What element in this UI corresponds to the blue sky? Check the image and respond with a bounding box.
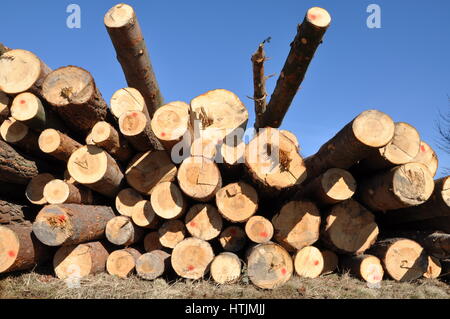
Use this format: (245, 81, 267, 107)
(1, 0, 449, 176)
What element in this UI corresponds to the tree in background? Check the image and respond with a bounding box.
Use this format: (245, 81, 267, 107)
(437, 97, 450, 172)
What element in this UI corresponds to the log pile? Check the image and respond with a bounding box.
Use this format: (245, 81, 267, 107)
(0, 3, 449, 292)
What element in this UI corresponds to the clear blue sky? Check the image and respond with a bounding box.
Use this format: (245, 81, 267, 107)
(1, 0, 449, 176)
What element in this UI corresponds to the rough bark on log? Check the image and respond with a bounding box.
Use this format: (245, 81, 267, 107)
(0, 200, 34, 225)
(272, 200, 321, 251)
(0, 224, 52, 273)
(185, 204, 223, 241)
(0, 43, 10, 55)
(32, 204, 115, 246)
(216, 181, 258, 223)
(0, 140, 41, 184)
(190, 89, 248, 143)
(357, 162, 435, 212)
(381, 176, 450, 225)
(104, 4, 163, 117)
(339, 254, 384, 284)
(67, 145, 124, 197)
(125, 150, 177, 195)
(355, 122, 421, 172)
(177, 156, 222, 202)
(247, 242, 293, 289)
(210, 252, 241, 284)
(321, 199, 378, 254)
(304, 110, 395, 181)
(366, 238, 428, 282)
(136, 250, 171, 280)
(158, 219, 186, 249)
(244, 127, 307, 192)
(424, 256, 441, 279)
(245, 215, 274, 244)
(38, 129, 82, 162)
(25, 173, 54, 205)
(88, 121, 134, 163)
(252, 42, 268, 129)
(257, 7, 331, 128)
(0, 49, 51, 97)
(43, 179, 93, 205)
(219, 226, 247, 252)
(295, 168, 356, 206)
(42, 66, 108, 134)
(105, 216, 145, 246)
(150, 182, 186, 220)
(53, 241, 110, 279)
(171, 237, 214, 280)
(106, 247, 141, 278)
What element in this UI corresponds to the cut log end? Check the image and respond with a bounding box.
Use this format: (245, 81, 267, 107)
(424, 256, 441, 279)
(131, 200, 159, 228)
(245, 215, 274, 244)
(0, 117, 30, 143)
(10, 92, 43, 123)
(247, 243, 293, 289)
(177, 156, 222, 202)
(119, 110, 148, 137)
(151, 101, 190, 145)
(294, 246, 324, 278)
(106, 216, 143, 246)
(104, 3, 135, 28)
(25, 173, 54, 205)
(136, 250, 170, 280)
(171, 237, 214, 280)
(412, 141, 438, 177)
(306, 7, 332, 28)
(151, 182, 186, 220)
(0, 226, 20, 273)
(352, 110, 395, 148)
(321, 168, 356, 202)
(38, 129, 61, 153)
(158, 220, 186, 249)
(185, 204, 223, 241)
(210, 252, 241, 284)
(115, 188, 144, 217)
(216, 181, 258, 223)
(106, 248, 141, 278)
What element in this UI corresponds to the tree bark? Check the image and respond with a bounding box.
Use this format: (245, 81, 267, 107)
(42, 66, 108, 134)
(0, 49, 51, 97)
(104, 4, 163, 117)
(304, 110, 395, 182)
(53, 241, 110, 279)
(252, 42, 268, 129)
(367, 238, 428, 282)
(32, 204, 115, 246)
(0, 140, 41, 184)
(0, 43, 10, 55)
(171, 237, 214, 280)
(0, 200, 34, 225)
(125, 150, 177, 195)
(0, 223, 52, 273)
(247, 242, 293, 289)
(105, 216, 146, 246)
(257, 7, 331, 128)
(357, 163, 435, 212)
(106, 247, 141, 278)
(67, 145, 124, 197)
(185, 203, 223, 241)
(321, 199, 379, 254)
(272, 200, 321, 251)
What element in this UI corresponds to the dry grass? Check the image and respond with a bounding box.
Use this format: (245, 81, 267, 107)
(0, 267, 449, 299)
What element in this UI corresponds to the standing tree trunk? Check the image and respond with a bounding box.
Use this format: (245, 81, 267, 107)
(67, 145, 124, 197)
(0, 140, 41, 184)
(247, 242, 293, 289)
(367, 238, 428, 282)
(105, 216, 145, 246)
(38, 129, 82, 162)
(304, 110, 395, 182)
(295, 168, 356, 206)
(171, 237, 214, 280)
(0, 224, 52, 273)
(53, 241, 110, 279)
(256, 7, 331, 128)
(0, 49, 51, 97)
(185, 204, 223, 241)
(88, 121, 134, 163)
(104, 3, 163, 117)
(321, 199, 379, 254)
(106, 247, 141, 278)
(42, 66, 108, 134)
(357, 163, 435, 212)
(32, 204, 115, 246)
